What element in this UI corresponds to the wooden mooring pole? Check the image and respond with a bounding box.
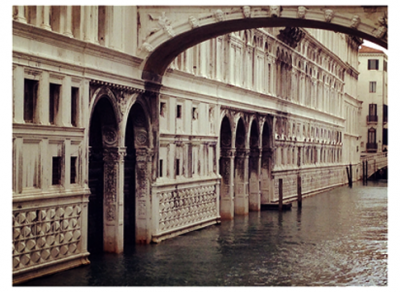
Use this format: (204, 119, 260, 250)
(279, 179, 283, 212)
(297, 175, 302, 209)
(349, 164, 353, 188)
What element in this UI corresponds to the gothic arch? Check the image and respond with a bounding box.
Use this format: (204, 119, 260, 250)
(89, 86, 122, 128)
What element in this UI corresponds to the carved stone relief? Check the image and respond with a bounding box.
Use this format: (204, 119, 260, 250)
(242, 6, 251, 18)
(270, 6, 281, 18)
(297, 6, 307, 19)
(188, 16, 199, 29)
(324, 9, 334, 23)
(350, 15, 361, 30)
(102, 126, 117, 146)
(214, 9, 224, 22)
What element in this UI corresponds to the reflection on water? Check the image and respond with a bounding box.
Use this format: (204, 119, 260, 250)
(21, 181, 387, 286)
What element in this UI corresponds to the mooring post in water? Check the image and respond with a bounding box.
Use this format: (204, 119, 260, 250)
(362, 161, 365, 185)
(366, 160, 368, 184)
(279, 178, 283, 212)
(349, 164, 353, 188)
(297, 175, 302, 208)
(346, 166, 350, 186)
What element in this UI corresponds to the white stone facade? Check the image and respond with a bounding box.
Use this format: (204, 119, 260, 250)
(358, 46, 388, 154)
(12, 6, 364, 283)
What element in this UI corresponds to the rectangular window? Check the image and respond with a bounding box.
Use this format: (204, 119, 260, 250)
(369, 104, 377, 116)
(177, 104, 182, 118)
(159, 160, 163, 177)
(368, 59, 379, 70)
(383, 104, 388, 122)
(369, 81, 376, 93)
(52, 157, 62, 185)
(24, 79, 38, 123)
(71, 87, 79, 127)
(70, 157, 77, 184)
(176, 159, 180, 176)
(49, 83, 61, 125)
(368, 129, 376, 143)
(383, 60, 387, 72)
(383, 128, 388, 146)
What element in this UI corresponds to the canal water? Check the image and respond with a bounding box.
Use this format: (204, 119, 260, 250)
(21, 181, 387, 286)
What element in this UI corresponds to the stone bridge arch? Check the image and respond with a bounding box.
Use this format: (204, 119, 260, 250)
(138, 5, 387, 83)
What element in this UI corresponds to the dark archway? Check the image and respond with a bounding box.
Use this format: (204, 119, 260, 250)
(219, 116, 233, 219)
(261, 119, 272, 204)
(123, 108, 136, 247)
(234, 118, 248, 215)
(249, 119, 260, 211)
(88, 97, 118, 254)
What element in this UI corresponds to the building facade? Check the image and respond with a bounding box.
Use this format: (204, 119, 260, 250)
(13, 6, 362, 283)
(358, 45, 388, 154)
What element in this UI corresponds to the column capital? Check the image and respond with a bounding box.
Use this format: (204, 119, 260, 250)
(221, 147, 236, 158)
(236, 148, 250, 157)
(103, 147, 127, 162)
(136, 147, 154, 162)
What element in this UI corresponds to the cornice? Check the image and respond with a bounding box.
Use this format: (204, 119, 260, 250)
(13, 20, 143, 68)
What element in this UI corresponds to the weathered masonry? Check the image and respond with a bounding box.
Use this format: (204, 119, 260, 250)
(12, 5, 387, 284)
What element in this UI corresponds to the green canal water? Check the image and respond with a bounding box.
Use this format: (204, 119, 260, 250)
(20, 181, 387, 286)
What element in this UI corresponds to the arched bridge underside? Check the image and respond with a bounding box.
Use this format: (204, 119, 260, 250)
(138, 5, 387, 83)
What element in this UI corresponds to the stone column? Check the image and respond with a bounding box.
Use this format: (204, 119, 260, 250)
(62, 6, 73, 37)
(234, 149, 249, 215)
(135, 148, 153, 244)
(102, 147, 126, 253)
(38, 6, 51, 30)
(13, 6, 27, 23)
(249, 148, 261, 211)
(220, 148, 235, 219)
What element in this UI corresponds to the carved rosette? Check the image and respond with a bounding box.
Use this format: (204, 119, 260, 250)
(102, 127, 117, 146)
(135, 129, 148, 146)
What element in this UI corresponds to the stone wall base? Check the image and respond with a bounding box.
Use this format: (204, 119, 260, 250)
(151, 218, 220, 243)
(13, 253, 90, 285)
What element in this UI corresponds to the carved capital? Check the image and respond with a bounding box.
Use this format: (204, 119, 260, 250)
(221, 148, 235, 158)
(103, 147, 126, 162)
